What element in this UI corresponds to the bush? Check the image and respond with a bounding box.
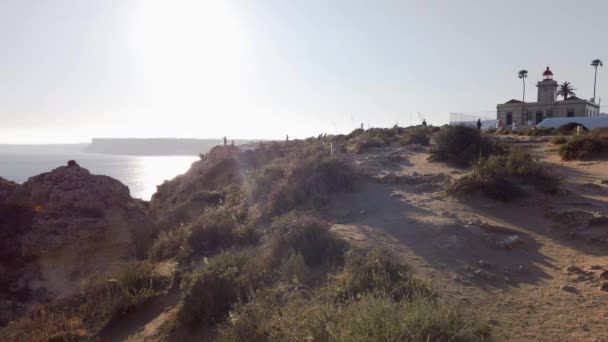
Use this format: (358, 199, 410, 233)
(186, 206, 258, 257)
(429, 126, 505, 167)
(327, 295, 489, 342)
(149, 225, 190, 261)
(278, 252, 308, 284)
(265, 213, 345, 269)
(522, 127, 555, 136)
(247, 155, 355, 218)
(448, 148, 560, 200)
(344, 128, 397, 153)
(558, 128, 608, 160)
(556, 122, 588, 135)
(400, 127, 431, 146)
(329, 248, 431, 302)
(176, 249, 267, 329)
(217, 250, 488, 342)
(0, 261, 172, 341)
(551, 135, 568, 145)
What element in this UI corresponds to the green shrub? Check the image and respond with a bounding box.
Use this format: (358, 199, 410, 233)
(330, 248, 432, 302)
(328, 295, 489, 342)
(265, 213, 345, 269)
(448, 148, 560, 200)
(551, 135, 568, 145)
(149, 225, 190, 261)
(0, 261, 172, 341)
(522, 127, 555, 136)
(556, 122, 587, 135)
(262, 157, 355, 217)
(176, 249, 267, 329)
(558, 129, 608, 160)
(400, 127, 431, 146)
(429, 126, 505, 167)
(186, 206, 258, 257)
(344, 128, 397, 153)
(279, 252, 308, 284)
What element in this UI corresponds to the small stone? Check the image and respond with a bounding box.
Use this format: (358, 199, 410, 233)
(561, 285, 579, 293)
(478, 260, 491, 268)
(599, 179, 608, 185)
(517, 266, 525, 273)
(600, 270, 608, 280)
(600, 282, 608, 292)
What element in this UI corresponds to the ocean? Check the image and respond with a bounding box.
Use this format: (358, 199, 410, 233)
(0, 146, 198, 200)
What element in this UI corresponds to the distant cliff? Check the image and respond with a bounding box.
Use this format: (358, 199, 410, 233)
(84, 138, 252, 156)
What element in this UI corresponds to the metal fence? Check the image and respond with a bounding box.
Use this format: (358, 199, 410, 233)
(449, 112, 496, 123)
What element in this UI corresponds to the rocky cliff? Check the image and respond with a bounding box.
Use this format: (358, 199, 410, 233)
(0, 161, 154, 325)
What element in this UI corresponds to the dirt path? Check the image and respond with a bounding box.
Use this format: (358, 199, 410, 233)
(327, 144, 608, 341)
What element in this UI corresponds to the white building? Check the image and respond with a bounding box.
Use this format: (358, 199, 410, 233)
(497, 67, 600, 127)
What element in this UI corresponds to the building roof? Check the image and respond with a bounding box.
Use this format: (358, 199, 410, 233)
(536, 117, 608, 129)
(564, 96, 582, 101)
(504, 99, 523, 104)
(542, 67, 553, 76)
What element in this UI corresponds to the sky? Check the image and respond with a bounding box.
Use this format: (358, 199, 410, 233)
(1, 0, 607, 143)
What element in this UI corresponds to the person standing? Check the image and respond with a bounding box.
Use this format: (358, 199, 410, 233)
(422, 119, 427, 127)
(497, 119, 503, 131)
(512, 120, 518, 132)
(476, 118, 482, 130)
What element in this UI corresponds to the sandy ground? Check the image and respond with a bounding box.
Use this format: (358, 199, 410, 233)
(107, 137, 608, 341)
(326, 139, 608, 342)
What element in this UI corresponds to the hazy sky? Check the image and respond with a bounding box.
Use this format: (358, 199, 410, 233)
(1, 0, 607, 143)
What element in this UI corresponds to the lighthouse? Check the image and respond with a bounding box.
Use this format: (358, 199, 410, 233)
(536, 67, 558, 104)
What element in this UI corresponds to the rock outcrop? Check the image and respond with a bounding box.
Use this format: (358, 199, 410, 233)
(0, 162, 154, 325)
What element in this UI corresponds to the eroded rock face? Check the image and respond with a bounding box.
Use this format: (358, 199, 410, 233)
(0, 163, 154, 325)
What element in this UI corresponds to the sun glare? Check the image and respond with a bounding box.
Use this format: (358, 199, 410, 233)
(131, 0, 254, 130)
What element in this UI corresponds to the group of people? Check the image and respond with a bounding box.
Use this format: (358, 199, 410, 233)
(495, 119, 517, 132)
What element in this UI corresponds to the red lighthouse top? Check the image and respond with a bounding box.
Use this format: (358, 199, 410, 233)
(542, 67, 554, 80)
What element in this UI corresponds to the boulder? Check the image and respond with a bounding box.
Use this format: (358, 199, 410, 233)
(0, 162, 153, 325)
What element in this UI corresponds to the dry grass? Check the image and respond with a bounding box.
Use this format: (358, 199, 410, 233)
(429, 126, 505, 167)
(0, 261, 173, 341)
(448, 147, 560, 201)
(558, 128, 608, 160)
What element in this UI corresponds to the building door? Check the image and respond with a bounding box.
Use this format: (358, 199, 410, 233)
(535, 111, 543, 124)
(506, 112, 513, 125)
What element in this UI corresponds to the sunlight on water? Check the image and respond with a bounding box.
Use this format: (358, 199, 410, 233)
(0, 150, 198, 200)
(132, 156, 197, 200)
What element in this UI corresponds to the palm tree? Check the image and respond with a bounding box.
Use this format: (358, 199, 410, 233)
(591, 59, 603, 102)
(557, 81, 577, 100)
(518, 70, 528, 124)
(518, 70, 528, 102)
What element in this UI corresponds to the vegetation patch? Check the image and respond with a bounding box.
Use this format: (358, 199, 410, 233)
(265, 213, 346, 270)
(558, 128, 608, 160)
(448, 148, 560, 201)
(216, 248, 489, 342)
(551, 135, 568, 145)
(0, 261, 173, 341)
(176, 249, 268, 329)
(400, 126, 432, 146)
(429, 126, 505, 167)
(245, 152, 355, 218)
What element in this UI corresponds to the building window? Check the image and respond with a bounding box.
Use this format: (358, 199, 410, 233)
(546, 110, 553, 118)
(567, 110, 574, 117)
(506, 112, 513, 125)
(526, 111, 533, 124)
(535, 111, 543, 124)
